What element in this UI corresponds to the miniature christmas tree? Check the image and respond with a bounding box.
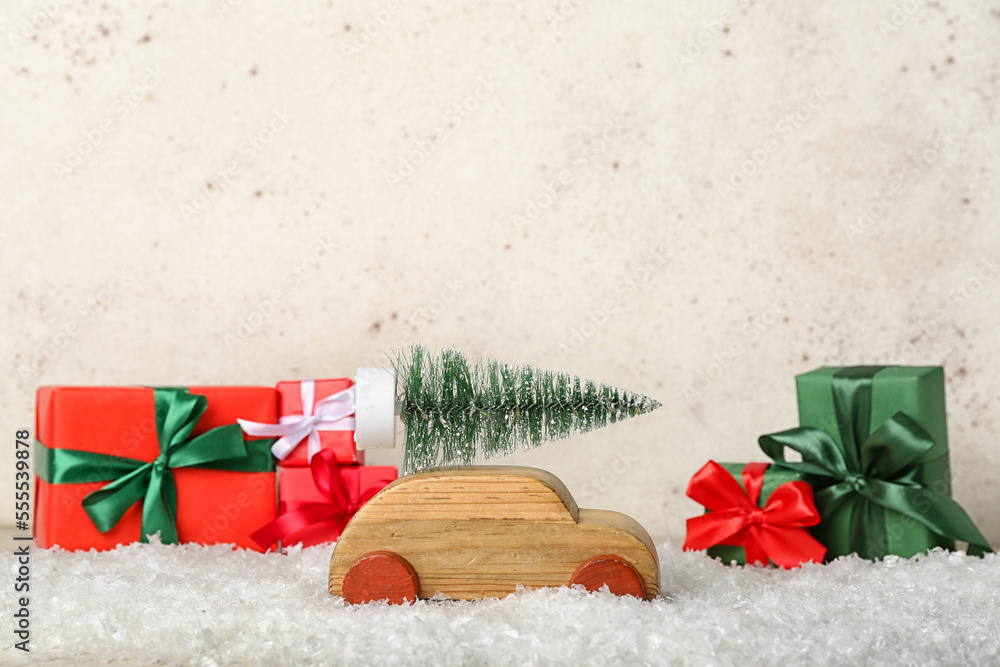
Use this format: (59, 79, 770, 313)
(389, 345, 661, 473)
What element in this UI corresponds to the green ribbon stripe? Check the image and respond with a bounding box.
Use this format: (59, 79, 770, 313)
(759, 366, 991, 558)
(36, 387, 274, 544)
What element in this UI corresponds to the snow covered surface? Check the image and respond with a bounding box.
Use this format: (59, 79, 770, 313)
(3, 541, 999, 665)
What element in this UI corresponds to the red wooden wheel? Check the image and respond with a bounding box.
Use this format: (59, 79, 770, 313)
(570, 554, 644, 598)
(342, 551, 419, 604)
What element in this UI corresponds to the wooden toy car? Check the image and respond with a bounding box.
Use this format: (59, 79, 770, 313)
(328, 466, 660, 603)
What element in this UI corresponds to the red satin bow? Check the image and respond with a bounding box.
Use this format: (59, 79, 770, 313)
(683, 461, 826, 568)
(251, 449, 385, 549)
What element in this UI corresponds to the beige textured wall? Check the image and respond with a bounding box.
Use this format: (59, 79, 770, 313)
(3, 0, 998, 547)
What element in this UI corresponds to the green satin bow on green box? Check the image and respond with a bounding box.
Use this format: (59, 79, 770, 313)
(35, 387, 274, 545)
(759, 366, 991, 560)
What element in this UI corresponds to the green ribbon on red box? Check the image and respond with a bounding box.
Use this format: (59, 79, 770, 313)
(35, 387, 274, 545)
(759, 367, 991, 559)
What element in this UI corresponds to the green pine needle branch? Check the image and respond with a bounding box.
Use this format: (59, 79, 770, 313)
(391, 345, 661, 474)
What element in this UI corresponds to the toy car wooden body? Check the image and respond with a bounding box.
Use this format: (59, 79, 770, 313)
(328, 466, 660, 603)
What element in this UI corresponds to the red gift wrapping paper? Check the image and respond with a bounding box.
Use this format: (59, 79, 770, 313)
(275, 464, 397, 547)
(276, 378, 363, 467)
(34, 386, 278, 552)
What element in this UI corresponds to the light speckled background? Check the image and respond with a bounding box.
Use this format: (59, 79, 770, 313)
(2, 0, 998, 547)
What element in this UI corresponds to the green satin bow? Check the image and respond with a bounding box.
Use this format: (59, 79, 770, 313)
(35, 387, 274, 544)
(759, 367, 991, 559)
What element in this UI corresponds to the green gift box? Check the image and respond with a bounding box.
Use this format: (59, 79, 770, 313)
(760, 366, 991, 560)
(706, 462, 811, 565)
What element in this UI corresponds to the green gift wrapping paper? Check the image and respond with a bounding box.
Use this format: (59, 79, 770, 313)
(706, 462, 808, 565)
(760, 366, 991, 560)
(801, 367, 948, 559)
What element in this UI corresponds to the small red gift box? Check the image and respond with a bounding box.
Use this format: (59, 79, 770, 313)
(683, 461, 825, 568)
(35, 386, 278, 552)
(252, 455, 396, 549)
(275, 379, 361, 467)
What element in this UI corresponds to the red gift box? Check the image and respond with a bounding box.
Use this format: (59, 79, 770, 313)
(275, 379, 362, 467)
(35, 386, 278, 552)
(683, 461, 825, 568)
(257, 458, 396, 548)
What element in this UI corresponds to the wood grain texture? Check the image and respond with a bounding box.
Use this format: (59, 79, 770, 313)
(353, 465, 580, 522)
(329, 466, 659, 601)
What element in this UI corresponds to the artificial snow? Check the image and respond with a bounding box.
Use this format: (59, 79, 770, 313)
(2, 541, 999, 665)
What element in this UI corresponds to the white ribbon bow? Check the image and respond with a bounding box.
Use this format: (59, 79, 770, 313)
(238, 380, 356, 462)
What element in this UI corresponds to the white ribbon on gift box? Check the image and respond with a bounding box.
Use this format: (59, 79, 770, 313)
(237, 380, 356, 462)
